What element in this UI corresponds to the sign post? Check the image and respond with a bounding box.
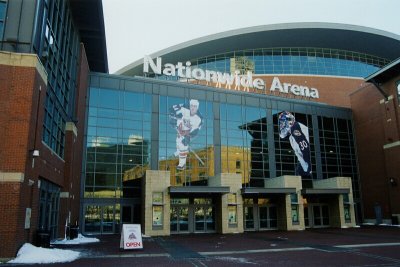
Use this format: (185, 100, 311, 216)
(120, 224, 143, 250)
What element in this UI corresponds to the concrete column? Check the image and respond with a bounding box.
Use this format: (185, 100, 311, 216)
(266, 175, 305, 231)
(210, 173, 243, 234)
(313, 177, 356, 228)
(142, 170, 171, 236)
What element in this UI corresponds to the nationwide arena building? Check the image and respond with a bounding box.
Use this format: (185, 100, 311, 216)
(83, 23, 400, 236)
(1, 0, 400, 258)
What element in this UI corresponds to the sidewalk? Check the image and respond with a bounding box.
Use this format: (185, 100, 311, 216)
(9, 225, 395, 266)
(54, 226, 400, 258)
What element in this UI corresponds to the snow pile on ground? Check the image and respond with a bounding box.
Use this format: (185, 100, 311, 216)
(51, 234, 100, 245)
(8, 243, 80, 264)
(215, 256, 257, 265)
(362, 223, 400, 227)
(379, 223, 400, 228)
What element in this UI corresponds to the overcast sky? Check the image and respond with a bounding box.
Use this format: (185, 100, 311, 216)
(103, 0, 400, 74)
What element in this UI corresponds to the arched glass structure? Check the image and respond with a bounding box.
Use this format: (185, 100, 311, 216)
(189, 48, 390, 78)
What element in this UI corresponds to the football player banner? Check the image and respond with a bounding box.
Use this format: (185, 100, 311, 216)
(120, 224, 143, 250)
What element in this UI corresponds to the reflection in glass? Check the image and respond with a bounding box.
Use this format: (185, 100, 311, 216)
(244, 206, 254, 229)
(221, 104, 268, 187)
(189, 48, 387, 78)
(84, 205, 101, 233)
(259, 207, 268, 228)
(195, 207, 205, 231)
(102, 205, 114, 233)
(85, 89, 151, 202)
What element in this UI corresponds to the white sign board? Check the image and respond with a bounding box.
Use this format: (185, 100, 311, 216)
(120, 224, 143, 250)
(24, 208, 31, 229)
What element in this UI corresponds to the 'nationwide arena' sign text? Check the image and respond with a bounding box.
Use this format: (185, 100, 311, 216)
(143, 56, 319, 99)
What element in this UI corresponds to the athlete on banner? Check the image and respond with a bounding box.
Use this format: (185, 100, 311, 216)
(169, 99, 203, 170)
(278, 111, 312, 176)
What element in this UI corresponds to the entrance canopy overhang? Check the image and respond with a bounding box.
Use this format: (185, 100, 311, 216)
(241, 187, 297, 195)
(301, 188, 350, 195)
(169, 186, 230, 194)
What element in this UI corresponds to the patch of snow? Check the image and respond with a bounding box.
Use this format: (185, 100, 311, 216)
(215, 256, 257, 265)
(8, 243, 80, 264)
(361, 223, 400, 227)
(51, 234, 99, 245)
(384, 224, 400, 228)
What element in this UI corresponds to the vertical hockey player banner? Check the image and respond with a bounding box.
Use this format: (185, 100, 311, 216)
(278, 111, 311, 176)
(169, 99, 203, 170)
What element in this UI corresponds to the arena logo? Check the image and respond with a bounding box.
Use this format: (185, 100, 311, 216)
(144, 55, 264, 90)
(143, 56, 319, 99)
(270, 77, 319, 99)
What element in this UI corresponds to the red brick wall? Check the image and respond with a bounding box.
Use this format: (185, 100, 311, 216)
(72, 45, 89, 224)
(59, 44, 90, 235)
(0, 65, 35, 172)
(0, 58, 70, 257)
(0, 48, 90, 257)
(197, 75, 365, 108)
(260, 75, 365, 108)
(0, 64, 38, 257)
(350, 76, 400, 221)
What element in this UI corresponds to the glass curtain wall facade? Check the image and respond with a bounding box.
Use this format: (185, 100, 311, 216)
(149, 48, 390, 81)
(83, 74, 362, 232)
(193, 48, 389, 77)
(38, 0, 81, 158)
(0, 0, 6, 39)
(84, 83, 151, 233)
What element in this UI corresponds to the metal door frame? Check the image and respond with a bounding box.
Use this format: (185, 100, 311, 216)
(305, 203, 330, 228)
(83, 204, 117, 234)
(170, 205, 190, 234)
(244, 201, 278, 231)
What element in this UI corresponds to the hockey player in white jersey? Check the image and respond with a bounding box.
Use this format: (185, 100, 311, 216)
(278, 111, 311, 176)
(169, 99, 203, 170)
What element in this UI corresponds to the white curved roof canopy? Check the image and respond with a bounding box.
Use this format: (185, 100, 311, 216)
(116, 22, 400, 76)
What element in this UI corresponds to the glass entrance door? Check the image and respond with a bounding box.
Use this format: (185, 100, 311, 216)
(244, 198, 277, 231)
(170, 197, 215, 233)
(304, 204, 330, 228)
(84, 205, 117, 234)
(121, 205, 133, 224)
(244, 206, 255, 230)
(194, 206, 215, 232)
(101, 205, 115, 233)
(312, 205, 329, 227)
(170, 206, 189, 233)
(259, 206, 277, 229)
